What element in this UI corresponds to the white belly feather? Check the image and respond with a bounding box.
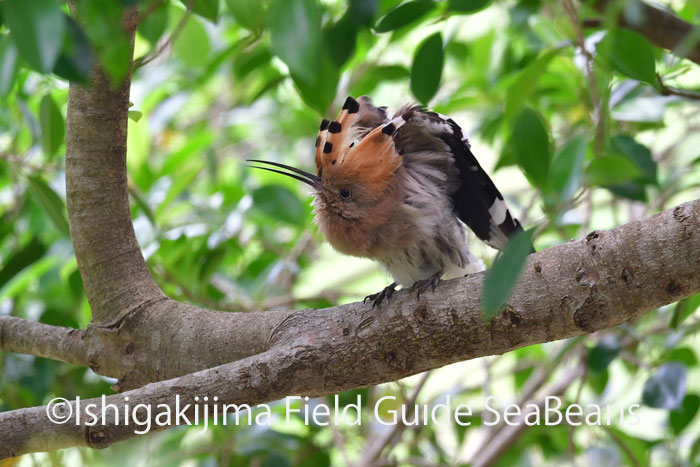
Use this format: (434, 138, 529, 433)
(378, 222, 485, 287)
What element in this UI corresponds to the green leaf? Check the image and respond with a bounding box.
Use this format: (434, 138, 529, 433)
(0, 238, 47, 291)
(233, 46, 273, 80)
(587, 369, 609, 395)
(53, 15, 93, 84)
(482, 228, 535, 319)
(587, 335, 621, 372)
(610, 134, 657, 184)
(670, 394, 700, 435)
(505, 48, 561, 122)
(326, 15, 358, 67)
(666, 347, 698, 368)
(585, 155, 643, 186)
(199, 247, 226, 282)
(160, 130, 214, 175)
(172, 14, 211, 68)
(154, 161, 205, 219)
(68, 268, 85, 301)
(2, 0, 65, 72)
(292, 52, 339, 115)
(225, 0, 268, 33)
(447, 0, 492, 14)
(348, 0, 379, 27)
(128, 110, 143, 122)
(26, 176, 71, 237)
(508, 107, 551, 189)
(549, 134, 587, 204)
(670, 293, 700, 329)
(39, 94, 65, 160)
(597, 28, 657, 85)
(252, 185, 306, 226)
(374, 1, 435, 33)
(410, 32, 443, 104)
(445, 40, 469, 60)
(514, 366, 534, 390)
(77, 0, 131, 82)
(179, 0, 219, 22)
(17, 98, 41, 142)
(642, 362, 687, 410)
(0, 34, 19, 97)
(350, 64, 409, 96)
(129, 182, 157, 227)
(138, 1, 170, 43)
(269, 0, 322, 86)
(606, 181, 648, 202)
(126, 110, 150, 174)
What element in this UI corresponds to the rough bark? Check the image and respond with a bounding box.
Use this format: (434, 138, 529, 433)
(1, 198, 699, 458)
(65, 9, 164, 327)
(0, 317, 89, 367)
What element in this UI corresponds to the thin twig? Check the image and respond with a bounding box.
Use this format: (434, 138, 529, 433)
(475, 337, 583, 453)
(602, 426, 641, 467)
(582, 18, 602, 28)
(134, 10, 191, 68)
(563, 0, 607, 154)
(656, 74, 700, 101)
(328, 417, 352, 467)
(0, 152, 53, 172)
(359, 371, 431, 466)
(471, 364, 587, 467)
(569, 355, 588, 462)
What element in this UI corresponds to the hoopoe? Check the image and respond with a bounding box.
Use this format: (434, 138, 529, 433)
(248, 96, 525, 306)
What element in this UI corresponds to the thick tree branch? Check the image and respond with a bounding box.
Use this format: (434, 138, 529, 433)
(54, 4, 294, 391)
(0, 317, 89, 367)
(57, 6, 292, 390)
(65, 8, 164, 326)
(14, 0, 695, 396)
(2, 198, 699, 458)
(592, 0, 700, 65)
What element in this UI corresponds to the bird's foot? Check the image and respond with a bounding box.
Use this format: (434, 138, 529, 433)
(364, 282, 398, 308)
(411, 272, 442, 299)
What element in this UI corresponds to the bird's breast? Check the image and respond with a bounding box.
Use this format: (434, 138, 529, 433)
(315, 207, 417, 260)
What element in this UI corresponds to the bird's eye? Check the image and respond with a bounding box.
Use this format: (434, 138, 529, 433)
(339, 188, 351, 199)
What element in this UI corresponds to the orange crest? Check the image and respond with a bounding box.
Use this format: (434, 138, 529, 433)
(314, 96, 401, 193)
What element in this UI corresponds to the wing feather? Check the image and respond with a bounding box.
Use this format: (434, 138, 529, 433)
(392, 110, 524, 250)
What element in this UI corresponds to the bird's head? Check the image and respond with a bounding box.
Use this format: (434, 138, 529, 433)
(248, 96, 401, 227)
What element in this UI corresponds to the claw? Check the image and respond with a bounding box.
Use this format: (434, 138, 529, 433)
(364, 282, 398, 308)
(412, 272, 442, 299)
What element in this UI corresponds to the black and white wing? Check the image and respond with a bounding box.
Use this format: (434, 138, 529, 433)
(388, 108, 524, 251)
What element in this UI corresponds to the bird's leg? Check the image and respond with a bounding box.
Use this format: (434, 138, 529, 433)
(364, 282, 398, 308)
(412, 271, 442, 299)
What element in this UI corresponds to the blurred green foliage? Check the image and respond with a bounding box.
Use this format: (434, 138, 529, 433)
(1, 0, 700, 465)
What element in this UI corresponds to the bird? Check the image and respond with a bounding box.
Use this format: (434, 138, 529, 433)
(248, 96, 526, 306)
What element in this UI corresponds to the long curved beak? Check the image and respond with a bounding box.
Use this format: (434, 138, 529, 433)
(246, 160, 322, 190)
